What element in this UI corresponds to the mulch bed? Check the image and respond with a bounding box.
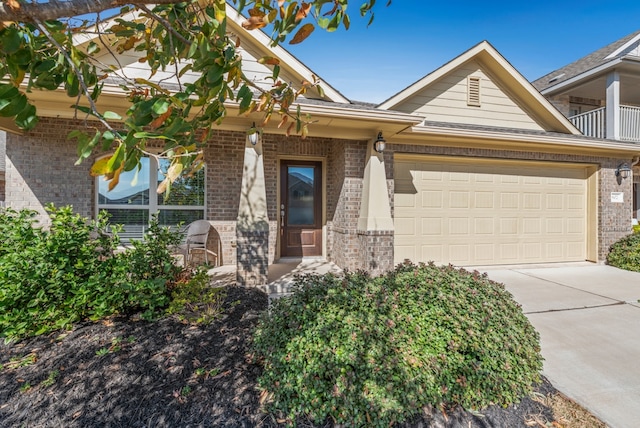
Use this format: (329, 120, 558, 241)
(1, 286, 559, 427)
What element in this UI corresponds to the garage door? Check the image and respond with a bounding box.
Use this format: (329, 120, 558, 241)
(394, 156, 590, 266)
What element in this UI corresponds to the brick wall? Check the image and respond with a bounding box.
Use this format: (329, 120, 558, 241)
(387, 142, 634, 262)
(5, 117, 93, 224)
(0, 173, 5, 202)
(5, 115, 632, 271)
(325, 140, 368, 270)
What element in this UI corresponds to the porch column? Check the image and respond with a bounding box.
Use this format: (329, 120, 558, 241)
(606, 71, 621, 140)
(236, 134, 269, 287)
(357, 137, 394, 275)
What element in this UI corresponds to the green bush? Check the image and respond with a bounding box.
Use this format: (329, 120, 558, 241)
(0, 205, 183, 341)
(166, 268, 226, 324)
(607, 233, 640, 272)
(252, 263, 543, 426)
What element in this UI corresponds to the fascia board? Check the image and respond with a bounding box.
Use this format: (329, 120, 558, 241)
(22, 84, 422, 139)
(398, 125, 640, 156)
(539, 58, 622, 96)
(476, 48, 581, 135)
(378, 42, 487, 110)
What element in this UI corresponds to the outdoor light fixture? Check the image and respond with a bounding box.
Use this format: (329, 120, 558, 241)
(248, 122, 259, 145)
(616, 163, 632, 180)
(373, 132, 386, 153)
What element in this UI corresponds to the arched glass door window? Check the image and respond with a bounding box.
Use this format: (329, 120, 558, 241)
(96, 157, 205, 241)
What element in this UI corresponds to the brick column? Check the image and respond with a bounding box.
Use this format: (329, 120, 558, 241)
(236, 230, 269, 286)
(356, 137, 394, 275)
(236, 134, 269, 286)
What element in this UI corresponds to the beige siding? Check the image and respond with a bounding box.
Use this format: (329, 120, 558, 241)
(93, 42, 307, 94)
(394, 60, 545, 131)
(394, 155, 590, 266)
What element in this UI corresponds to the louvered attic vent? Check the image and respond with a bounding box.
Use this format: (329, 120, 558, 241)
(467, 76, 481, 107)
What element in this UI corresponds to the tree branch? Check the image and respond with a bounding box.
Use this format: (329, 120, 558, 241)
(136, 3, 192, 48)
(0, 0, 188, 22)
(34, 17, 117, 135)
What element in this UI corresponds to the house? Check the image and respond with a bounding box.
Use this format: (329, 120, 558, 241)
(532, 31, 640, 221)
(2, 7, 639, 286)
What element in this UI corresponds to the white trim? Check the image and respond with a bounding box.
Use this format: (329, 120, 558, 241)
(540, 58, 622, 95)
(605, 34, 640, 60)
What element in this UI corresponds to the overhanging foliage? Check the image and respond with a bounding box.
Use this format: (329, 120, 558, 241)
(0, 0, 387, 192)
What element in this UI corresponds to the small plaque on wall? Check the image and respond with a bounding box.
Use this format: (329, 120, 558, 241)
(611, 192, 624, 203)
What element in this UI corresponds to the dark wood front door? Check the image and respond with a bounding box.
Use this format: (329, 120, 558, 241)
(280, 160, 322, 257)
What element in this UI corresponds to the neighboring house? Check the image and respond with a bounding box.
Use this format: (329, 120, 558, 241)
(533, 30, 640, 221)
(1, 7, 639, 286)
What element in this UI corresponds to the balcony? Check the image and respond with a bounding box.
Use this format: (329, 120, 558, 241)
(569, 105, 640, 142)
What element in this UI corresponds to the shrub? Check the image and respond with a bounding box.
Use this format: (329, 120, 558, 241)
(252, 262, 543, 427)
(166, 268, 226, 324)
(607, 233, 640, 272)
(0, 205, 184, 341)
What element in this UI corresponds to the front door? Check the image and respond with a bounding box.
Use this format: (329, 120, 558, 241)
(280, 160, 322, 257)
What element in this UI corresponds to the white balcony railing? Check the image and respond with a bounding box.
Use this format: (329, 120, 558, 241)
(569, 105, 640, 142)
(569, 107, 606, 139)
(620, 105, 640, 142)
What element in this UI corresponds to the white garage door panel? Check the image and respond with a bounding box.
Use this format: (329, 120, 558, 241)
(394, 158, 588, 266)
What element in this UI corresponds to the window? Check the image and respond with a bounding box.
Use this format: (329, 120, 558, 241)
(96, 156, 205, 240)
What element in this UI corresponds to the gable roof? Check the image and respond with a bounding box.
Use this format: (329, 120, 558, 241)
(70, 3, 350, 104)
(378, 41, 580, 135)
(533, 30, 640, 94)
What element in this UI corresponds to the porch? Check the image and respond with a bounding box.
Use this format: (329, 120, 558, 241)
(569, 104, 640, 142)
(207, 258, 342, 299)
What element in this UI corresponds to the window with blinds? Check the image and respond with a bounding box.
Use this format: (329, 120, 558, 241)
(96, 156, 205, 241)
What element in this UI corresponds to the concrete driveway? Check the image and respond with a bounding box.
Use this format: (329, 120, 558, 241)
(483, 263, 640, 428)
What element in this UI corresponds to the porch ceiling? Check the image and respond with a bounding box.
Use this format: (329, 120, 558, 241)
(2, 86, 422, 141)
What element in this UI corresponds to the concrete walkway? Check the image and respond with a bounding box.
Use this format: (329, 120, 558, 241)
(483, 263, 640, 428)
(206, 258, 342, 297)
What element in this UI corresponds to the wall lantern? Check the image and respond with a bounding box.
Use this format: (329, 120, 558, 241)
(616, 163, 632, 180)
(248, 122, 259, 145)
(373, 132, 386, 153)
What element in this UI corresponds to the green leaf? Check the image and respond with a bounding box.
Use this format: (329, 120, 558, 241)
(65, 73, 80, 97)
(106, 144, 124, 172)
(133, 131, 174, 141)
(87, 41, 100, 55)
(10, 48, 32, 66)
(14, 104, 38, 130)
(34, 59, 57, 73)
(0, 93, 27, 117)
(1, 28, 23, 54)
(151, 99, 170, 115)
(0, 83, 19, 99)
(103, 111, 122, 120)
(237, 85, 253, 115)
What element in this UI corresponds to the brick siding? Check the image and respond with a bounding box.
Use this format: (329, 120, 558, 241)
(4, 116, 633, 272)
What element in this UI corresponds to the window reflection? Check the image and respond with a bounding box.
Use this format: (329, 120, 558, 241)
(287, 166, 314, 225)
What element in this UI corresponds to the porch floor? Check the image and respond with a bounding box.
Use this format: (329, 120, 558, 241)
(206, 258, 343, 299)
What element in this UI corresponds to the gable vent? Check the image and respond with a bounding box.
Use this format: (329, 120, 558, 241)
(467, 76, 481, 107)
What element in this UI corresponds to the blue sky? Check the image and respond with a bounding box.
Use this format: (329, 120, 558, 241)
(285, 1, 640, 104)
